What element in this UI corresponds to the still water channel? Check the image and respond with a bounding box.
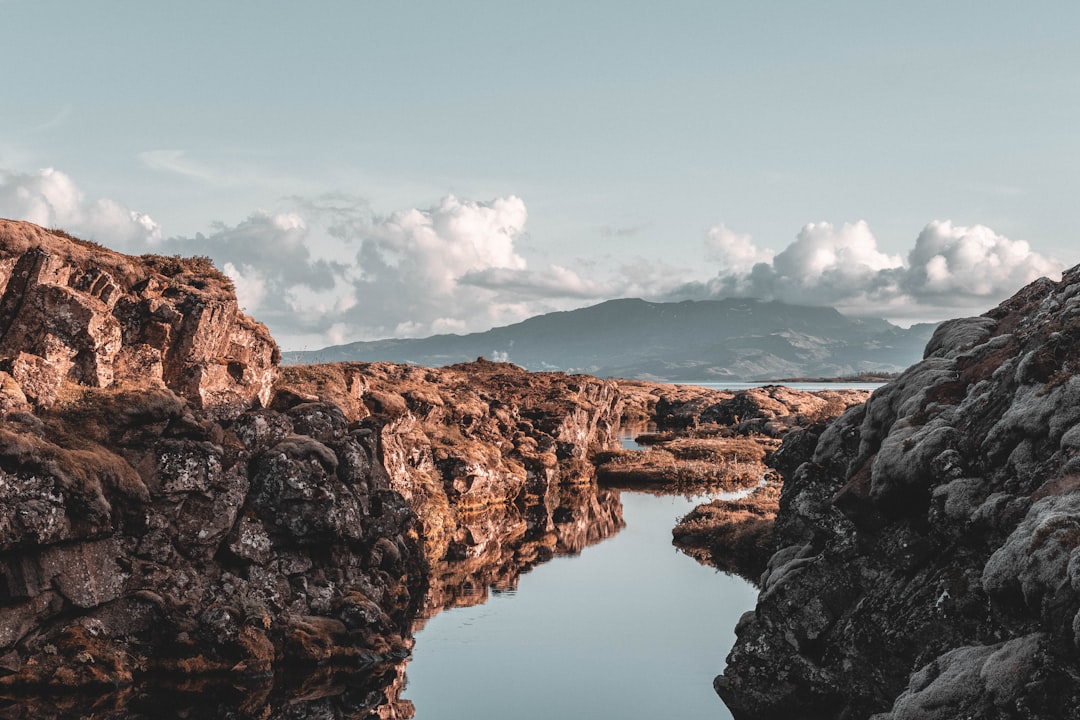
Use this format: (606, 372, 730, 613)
(402, 490, 758, 719)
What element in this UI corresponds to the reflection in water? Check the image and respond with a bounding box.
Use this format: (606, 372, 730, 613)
(3, 487, 756, 719)
(2, 486, 627, 720)
(617, 423, 656, 450)
(416, 486, 626, 626)
(402, 491, 758, 720)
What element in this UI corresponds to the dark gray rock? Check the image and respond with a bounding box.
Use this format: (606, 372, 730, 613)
(720, 264, 1080, 719)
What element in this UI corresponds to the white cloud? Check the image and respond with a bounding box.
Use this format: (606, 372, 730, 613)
(0, 166, 1065, 349)
(0, 167, 161, 249)
(705, 223, 774, 273)
(159, 193, 545, 346)
(694, 219, 1062, 319)
(461, 264, 608, 299)
(903, 220, 1059, 300)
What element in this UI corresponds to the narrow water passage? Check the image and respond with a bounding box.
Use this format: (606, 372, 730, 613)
(403, 492, 759, 719)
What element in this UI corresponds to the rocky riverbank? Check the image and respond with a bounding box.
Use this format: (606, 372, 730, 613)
(603, 382, 868, 581)
(0, 222, 625, 717)
(718, 266, 1080, 719)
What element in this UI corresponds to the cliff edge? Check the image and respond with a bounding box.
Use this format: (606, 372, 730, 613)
(719, 266, 1080, 718)
(0, 220, 278, 414)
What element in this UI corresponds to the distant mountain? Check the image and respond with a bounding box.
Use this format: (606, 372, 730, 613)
(282, 298, 939, 382)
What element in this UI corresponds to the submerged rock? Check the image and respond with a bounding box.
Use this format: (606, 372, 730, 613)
(719, 266, 1080, 719)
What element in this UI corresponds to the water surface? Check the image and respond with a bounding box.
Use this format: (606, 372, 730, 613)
(690, 381, 885, 392)
(403, 491, 758, 719)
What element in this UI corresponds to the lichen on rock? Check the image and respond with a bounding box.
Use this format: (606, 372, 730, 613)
(719, 265, 1080, 719)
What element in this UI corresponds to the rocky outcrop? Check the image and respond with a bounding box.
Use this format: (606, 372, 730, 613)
(0, 221, 278, 415)
(719, 266, 1080, 719)
(607, 381, 867, 488)
(0, 224, 626, 718)
(663, 397, 864, 580)
(0, 382, 423, 695)
(275, 360, 623, 565)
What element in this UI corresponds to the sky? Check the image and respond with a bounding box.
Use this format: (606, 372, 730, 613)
(1, 1, 1077, 350)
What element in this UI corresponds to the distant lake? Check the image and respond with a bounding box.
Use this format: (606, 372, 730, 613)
(402, 491, 758, 719)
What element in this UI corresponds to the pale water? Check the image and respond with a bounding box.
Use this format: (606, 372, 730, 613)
(399, 382, 878, 717)
(690, 381, 886, 393)
(402, 491, 758, 719)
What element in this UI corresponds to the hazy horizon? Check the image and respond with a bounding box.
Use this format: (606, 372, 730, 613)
(292, 294, 942, 352)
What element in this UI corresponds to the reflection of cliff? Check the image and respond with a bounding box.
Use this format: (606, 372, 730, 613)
(416, 485, 625, 624)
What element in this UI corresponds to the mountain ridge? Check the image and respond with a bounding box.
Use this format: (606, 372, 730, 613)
(284, 297, 938, 382)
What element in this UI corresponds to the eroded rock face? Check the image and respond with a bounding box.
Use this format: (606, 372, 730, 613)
(719, 266, 1080, 719)
(0, 221, 278, 415)
(1, 356, 623, 717)
(275, 360, 624, 565)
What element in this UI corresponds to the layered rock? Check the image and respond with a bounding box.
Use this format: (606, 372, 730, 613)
(0, 221, 278, 415)
(719, 266, 1080, 719)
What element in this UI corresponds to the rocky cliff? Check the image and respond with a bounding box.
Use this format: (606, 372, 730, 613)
(0, 222, 625, 717)
(0, 220, 278, 415)
(719, 266, 1080, 718)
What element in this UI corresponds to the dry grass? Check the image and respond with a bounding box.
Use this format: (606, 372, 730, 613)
(672, 479, 781, 582)
(595, 445, 766, 489)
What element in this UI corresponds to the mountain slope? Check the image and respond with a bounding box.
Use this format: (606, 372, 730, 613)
(284, 298, 937, 381)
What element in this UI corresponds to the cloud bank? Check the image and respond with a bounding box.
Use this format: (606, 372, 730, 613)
(0, 167, 1066, 348)
(679, 219, 1061, 323)
(159, 193, 674, 348)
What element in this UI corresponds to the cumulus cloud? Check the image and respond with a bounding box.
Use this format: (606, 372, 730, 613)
(0, 167, 161, 250)
(152, 192, 693, 347)
(691, 219, 1061, 321)
(705, 223, 774, 273)
(151, 194, 548, 346)
(0, 166, 1064, 348)
(461, 265, 609, 299)
(903, 220, 1059, 300)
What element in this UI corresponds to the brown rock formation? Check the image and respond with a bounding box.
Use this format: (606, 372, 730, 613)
(606, 381, 866, 490)
(672, 478, 781, 582)
(0, 223, 631, 718)
(719, 266, 1080, 719)
(275, 359, 623, 565)
(0, 221, 278, 416)
(0, 382, 422, 693)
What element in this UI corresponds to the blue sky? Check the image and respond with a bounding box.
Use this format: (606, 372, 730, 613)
(1, 1, 1077, 348)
